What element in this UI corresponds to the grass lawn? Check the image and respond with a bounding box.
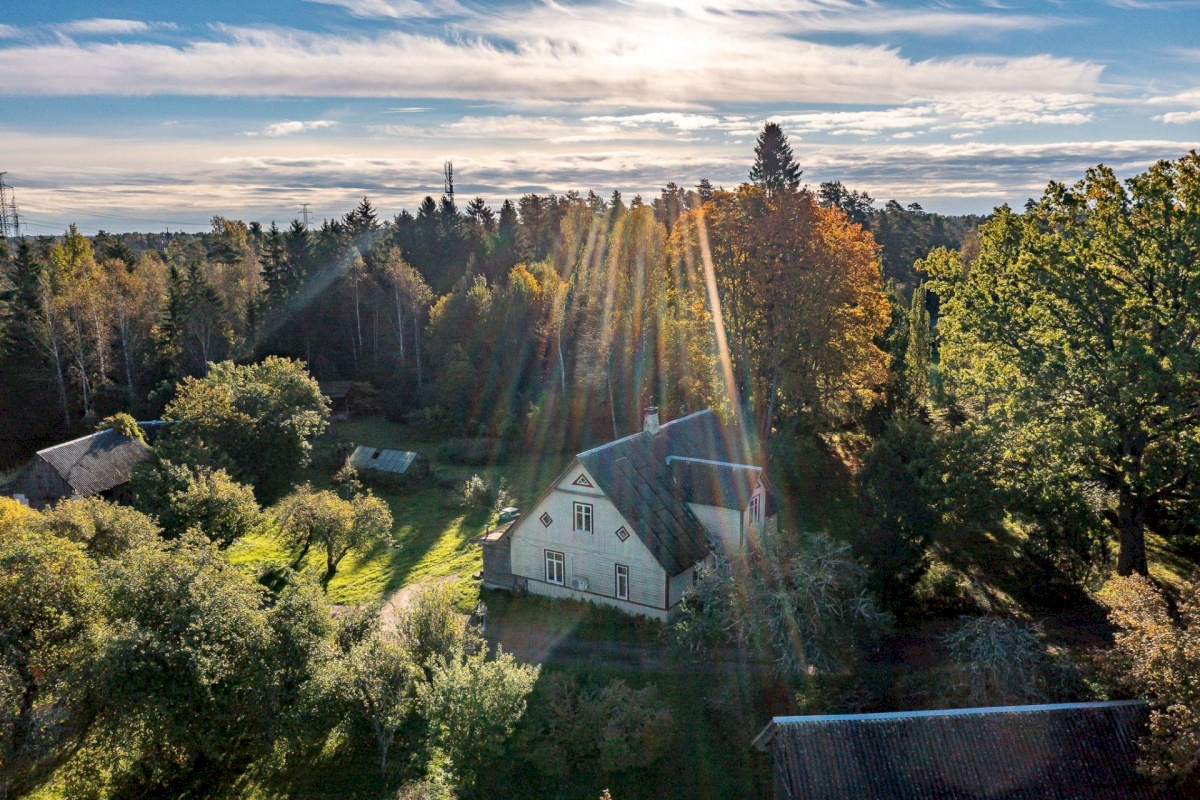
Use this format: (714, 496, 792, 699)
(229, 416, 574, 608)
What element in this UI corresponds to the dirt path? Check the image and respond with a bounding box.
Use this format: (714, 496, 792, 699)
(378, 575, 460, 631)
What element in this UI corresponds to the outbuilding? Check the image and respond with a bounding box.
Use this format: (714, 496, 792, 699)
(348, 445, 431, 482)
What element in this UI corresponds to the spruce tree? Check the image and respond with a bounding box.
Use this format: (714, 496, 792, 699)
(749, 122, 802, 198)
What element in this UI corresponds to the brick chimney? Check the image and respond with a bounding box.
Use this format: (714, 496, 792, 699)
(643, 406, 660, 434)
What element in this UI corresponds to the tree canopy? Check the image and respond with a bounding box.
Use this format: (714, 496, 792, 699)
(931, 153, 1200, 575)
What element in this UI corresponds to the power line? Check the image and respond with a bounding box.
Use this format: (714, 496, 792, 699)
(34, 206, 209, 227)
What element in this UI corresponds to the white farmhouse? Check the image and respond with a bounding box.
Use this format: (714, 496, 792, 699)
(480, 408, 775, 621)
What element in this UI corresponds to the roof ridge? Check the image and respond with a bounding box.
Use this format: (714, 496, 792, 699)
(666, 455, 761, 470)
(576, 429, 646, 458)
(767, 699, 1145, 726)
(36, 427, 120, 454)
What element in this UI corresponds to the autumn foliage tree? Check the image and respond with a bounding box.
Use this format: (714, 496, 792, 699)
(672, 186, 890, 435)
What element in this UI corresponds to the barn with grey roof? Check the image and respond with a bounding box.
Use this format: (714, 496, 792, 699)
(8, 422, 162, 509)
(752, 701, 1172, 800)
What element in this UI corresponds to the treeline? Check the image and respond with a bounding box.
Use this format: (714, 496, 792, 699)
(0, 131, 975, 465)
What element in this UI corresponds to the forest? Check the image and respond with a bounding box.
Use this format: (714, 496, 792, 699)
(3, 127, 1200, 800)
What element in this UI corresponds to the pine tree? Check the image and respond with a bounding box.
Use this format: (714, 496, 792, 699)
(748, 122, 802, 198)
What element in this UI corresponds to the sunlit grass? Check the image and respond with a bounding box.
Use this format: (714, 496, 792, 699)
(229, 415, 571, 607)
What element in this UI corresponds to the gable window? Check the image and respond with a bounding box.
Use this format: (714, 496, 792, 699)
(545, 550, 565, 585)
(573, 501, 593, 534)
(750, 493, 761, 524)
(615, 564, 629, 600)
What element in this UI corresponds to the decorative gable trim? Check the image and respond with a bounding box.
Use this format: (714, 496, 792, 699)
(614, 525, 630, 543)
(571, 473, 594, 488)
(539, 512, 553, 527)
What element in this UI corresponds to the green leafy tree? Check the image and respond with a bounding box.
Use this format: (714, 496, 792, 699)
(337, 632, 418, 775)
(903, 283, 931, 412)
(748, 122, 801, 198)
(930, 153, 1200, 575)
(397, 584, 472, 674)
(70, 532, 326, 797)
(524, 672, 674, 778)
(417, 648, 539, 793)
(273, 486, 393, 581)
(163, 357, 328, 501)
(36, 496, 160, 561)
(0, 523, 97, 800)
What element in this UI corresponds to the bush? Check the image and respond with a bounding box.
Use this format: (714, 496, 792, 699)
(1102, 574, 1200, 786)
(524, 672, 674, 778)
(461, 475, 491, 508)
(673, 533, 890, 676)
(943, 615, 1083, 707)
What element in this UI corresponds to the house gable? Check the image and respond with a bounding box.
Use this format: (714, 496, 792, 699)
(507, 459, 671, 613)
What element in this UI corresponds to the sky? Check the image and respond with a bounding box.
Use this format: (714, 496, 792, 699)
(1, 0, 1199, 234)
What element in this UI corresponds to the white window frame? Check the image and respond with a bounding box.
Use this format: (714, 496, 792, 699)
(750, 493, 761, 524)
(615, 564, 629, 600)
(545, 550, 565, 585)
(573, 501, 593, 534)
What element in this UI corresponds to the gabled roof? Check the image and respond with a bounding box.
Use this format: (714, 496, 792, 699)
(752, 701, 1168, 800)
(577, 409, 755, 575)
(348, 445, 425, 474)
(668, 456, 760, 510)
(36, 427, 152, 497)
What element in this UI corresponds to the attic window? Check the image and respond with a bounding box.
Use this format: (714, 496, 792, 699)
(614, 525, 630, 543)
(539, 512, 553, 527)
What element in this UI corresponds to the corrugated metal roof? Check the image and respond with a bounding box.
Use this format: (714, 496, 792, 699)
(753, 701, 1170, 800)
(318, 380, 353, 398)
(36, 427, 152, 497)
(349, 445, 424, 474)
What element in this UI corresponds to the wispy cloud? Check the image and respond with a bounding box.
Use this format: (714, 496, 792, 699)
(246, 120, 340, 137)
(0, 24, 19, 39)
(0, 24, 1103, 107)
(55, 19, 153, 36)
(304, 0, 467, 20)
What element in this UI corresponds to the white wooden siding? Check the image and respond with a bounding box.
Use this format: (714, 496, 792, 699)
(509, 460, 669, 615)
(688, 503, 744, 554)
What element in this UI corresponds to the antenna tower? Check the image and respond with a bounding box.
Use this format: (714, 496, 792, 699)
(0, 173, 22, 239)
(443, 161, 454, 197)
(300, 203, 311, 228)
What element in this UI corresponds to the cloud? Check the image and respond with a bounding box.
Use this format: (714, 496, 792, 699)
(0, 8, 1102, 107)
(55, 19, 153, 36)
(304, 0, 466, 19)
(1157, 109, 1200, 123)
(0, 24, 19, 38)
(248, 120, 340, 137)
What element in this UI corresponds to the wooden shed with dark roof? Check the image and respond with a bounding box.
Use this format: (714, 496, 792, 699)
(11, 424, 159, 509)
(752, 701, 1172, 800)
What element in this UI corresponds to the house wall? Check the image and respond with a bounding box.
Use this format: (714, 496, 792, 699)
(689, 503, 744, 553)
(509, 461, 670, 619)
(17, 458, 72, 509)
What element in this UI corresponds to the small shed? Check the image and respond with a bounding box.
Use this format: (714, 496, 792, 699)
(13, 425, 155, 509)
(348, 445, 430, 482)
(478, 521, 517, 591)
(319, 381, 353, 421)
(751, 700, 1170, 800)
